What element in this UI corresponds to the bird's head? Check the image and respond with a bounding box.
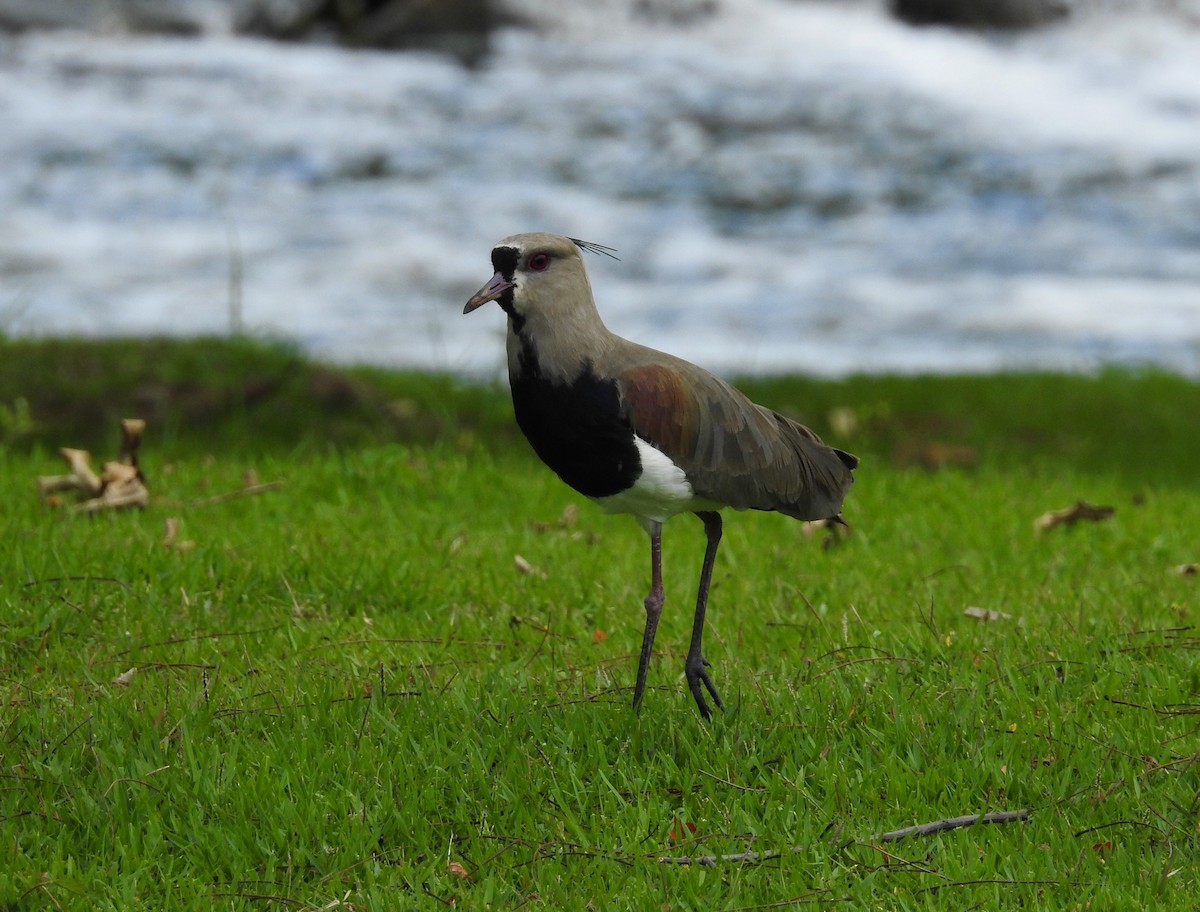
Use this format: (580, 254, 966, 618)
(463, 233, 617, 327)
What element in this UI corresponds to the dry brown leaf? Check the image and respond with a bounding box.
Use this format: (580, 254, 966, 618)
(533, 503, 580, 533)
(448, 861, 469, 880)
(1034, 500, 1115, 533)
(162, 516, 195, 552)
(592, 629, 608, 644)
(513, 554, 542, 577)
(112, 667, 137, 687)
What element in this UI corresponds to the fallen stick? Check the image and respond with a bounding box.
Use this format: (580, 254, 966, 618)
(118, 418, 145, 468)
(188, 480, 286, 508)
(73, 460, 149, 512)
(872, 809, 1031, 842)
(38, 421, 150, 511)
(1034, 500, 1114, 533)
(38, 474, 89, 497)
(58, 448, 103, 495)
(658, 809, 1031, 866)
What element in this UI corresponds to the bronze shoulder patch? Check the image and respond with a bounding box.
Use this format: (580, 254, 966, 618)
(619, 364, 698, 462)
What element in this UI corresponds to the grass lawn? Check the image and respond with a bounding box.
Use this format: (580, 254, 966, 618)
(1, 338, 1197, 910)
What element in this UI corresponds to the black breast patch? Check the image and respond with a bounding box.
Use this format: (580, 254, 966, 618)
(509, 359, 642, 499)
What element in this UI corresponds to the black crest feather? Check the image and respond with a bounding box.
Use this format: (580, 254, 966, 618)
(568, 237, 620, 261)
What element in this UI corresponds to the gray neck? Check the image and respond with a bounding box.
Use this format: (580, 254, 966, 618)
(506, 304, 617, 384)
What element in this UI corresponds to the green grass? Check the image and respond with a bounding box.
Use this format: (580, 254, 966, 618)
(1, 337, 1198, 910)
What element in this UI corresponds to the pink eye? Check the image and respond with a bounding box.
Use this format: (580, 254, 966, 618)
(528, 253, 551, 272)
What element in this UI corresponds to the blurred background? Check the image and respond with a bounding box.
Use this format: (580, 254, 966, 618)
(0, 0, 1197, 377)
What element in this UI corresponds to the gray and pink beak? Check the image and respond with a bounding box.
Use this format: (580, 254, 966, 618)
(463, 272, 514, 314)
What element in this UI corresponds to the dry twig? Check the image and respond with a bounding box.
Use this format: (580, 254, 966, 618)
(1034, 500, 1114, 533)
(188, 480, 286, 508)
(38, 419, 150, 512)
(659, 809, 1031, 866)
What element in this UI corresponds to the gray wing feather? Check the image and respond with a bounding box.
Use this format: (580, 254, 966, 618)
(614, 349, 856, 521)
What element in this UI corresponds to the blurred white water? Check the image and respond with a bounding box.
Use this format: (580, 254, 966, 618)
(0, 0, 1198, 376)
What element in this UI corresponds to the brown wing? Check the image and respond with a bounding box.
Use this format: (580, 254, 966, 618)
(618, 360, 856, 521)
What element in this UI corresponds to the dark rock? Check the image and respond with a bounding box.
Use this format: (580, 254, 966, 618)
(890, 0, 1069, 29)
(237, 0, 509, 66)
(0, 0, 511, 64)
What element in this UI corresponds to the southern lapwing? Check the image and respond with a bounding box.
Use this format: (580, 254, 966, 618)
(464, 232, 858, 719)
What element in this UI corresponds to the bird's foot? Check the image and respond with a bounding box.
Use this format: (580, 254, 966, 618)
(685, 657, 724, 721)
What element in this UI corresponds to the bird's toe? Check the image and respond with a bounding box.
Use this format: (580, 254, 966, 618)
(685, 659, 724, 719)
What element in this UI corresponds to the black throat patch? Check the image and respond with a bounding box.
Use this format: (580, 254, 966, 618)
(509, 348, 642, 499)
(491, 245, 519, 279)
(490, 245, 521, 325)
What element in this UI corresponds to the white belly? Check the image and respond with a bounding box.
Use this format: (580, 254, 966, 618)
(592, 437, 719, 528)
